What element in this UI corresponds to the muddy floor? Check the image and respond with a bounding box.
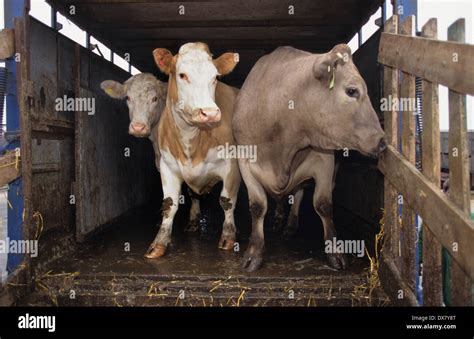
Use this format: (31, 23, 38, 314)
(18, 201, 389, 306)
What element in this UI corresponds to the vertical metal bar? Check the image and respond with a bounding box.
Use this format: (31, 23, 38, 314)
(86, 32, 91, 50)
(382, 2, 387, 28)
(50, 7, 56, 29)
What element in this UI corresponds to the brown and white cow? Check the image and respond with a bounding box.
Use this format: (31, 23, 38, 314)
(233, 44, 386, 272)
(100, 73, 202, 231)
(145, 42, 241, 259)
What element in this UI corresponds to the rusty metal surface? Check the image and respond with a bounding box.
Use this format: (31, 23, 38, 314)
(19, 17, 159, 242)
(27, 19, 75, 238)
(75, 49, 159, 240)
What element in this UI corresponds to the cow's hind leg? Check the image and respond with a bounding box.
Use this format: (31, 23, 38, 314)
(145, 161, 182, 259)
(282, 188, 304, 238)
(268, 199, 286, 233)
(185, 187, 201, 232)
(218, 161, 240, 250)
(239, 160, 267, 272)
(312, 154, 348, 270)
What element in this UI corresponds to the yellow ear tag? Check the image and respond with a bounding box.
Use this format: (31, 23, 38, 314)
(105, 88, 114, 96)
(329, 72, 335, 90)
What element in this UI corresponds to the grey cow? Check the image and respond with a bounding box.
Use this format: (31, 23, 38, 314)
(233, 44, 386, 272)
(101, 73, 202, 231)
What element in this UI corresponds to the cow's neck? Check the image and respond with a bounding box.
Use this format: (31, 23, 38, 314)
(148, 121, 160, 155)
(305, 127, 345, 151)
(171, 105, 201, 143)
(159, 101, 218, 167)
(147, 109, 162, 148)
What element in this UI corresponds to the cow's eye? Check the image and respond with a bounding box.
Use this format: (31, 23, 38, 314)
(346, 88, 359, 99)
(179, 73, 188, 81)
(152, 96, 158, 102)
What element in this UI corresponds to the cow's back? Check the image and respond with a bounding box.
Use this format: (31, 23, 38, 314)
(233, 47, 315, 145)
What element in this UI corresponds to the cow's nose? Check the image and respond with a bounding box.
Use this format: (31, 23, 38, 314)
(199, 107, 221, 123)
(378, 137, 387, 153)
(130, 122, 146, 132)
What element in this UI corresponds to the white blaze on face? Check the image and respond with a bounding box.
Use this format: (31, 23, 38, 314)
(175, 44, 221, 124)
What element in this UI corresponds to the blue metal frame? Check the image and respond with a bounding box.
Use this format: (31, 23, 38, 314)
(3, 0, 26, 273)
(397, 0, 418, 27)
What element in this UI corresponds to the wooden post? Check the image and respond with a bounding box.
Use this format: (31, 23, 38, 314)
(447, 19, 472, 306)
(399, 15, 417, 296)
(420, 19, 443, 306)
(382, 15, 400, 265)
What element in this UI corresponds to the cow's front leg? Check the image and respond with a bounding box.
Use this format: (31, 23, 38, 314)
(313, 154, 348, 270)
(185, 187, 201, 232)
(145, 161, 182, 259)
(218, 161, 240, 250)
(239, 159, 267, 272)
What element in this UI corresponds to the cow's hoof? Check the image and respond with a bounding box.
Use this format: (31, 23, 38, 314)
(218, 236, 235, 250)
(241, 254, 262, 272)
(241, 245, 264, 272)
(326, 252, 348, 270)
(184, 219, 200, 232)
(144, 244, 167, 259)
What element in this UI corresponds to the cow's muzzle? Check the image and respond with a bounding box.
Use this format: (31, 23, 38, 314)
(370, 137, 387, 157)
(197, 107, 221, 124)
(129, 122, 150, 137)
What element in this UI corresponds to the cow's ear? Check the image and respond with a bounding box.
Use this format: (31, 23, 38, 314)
(153, 48, 176, 75)
(214, 52, 239, 75)
(313, 44, 352, 83)
(100, 80, 127, 99)
(155, 79, 167, 98)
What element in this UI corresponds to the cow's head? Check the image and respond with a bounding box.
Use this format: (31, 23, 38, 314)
(101, 73, 166, 137)
(153, 42, 238, 127)
(312, 44, 385, 156)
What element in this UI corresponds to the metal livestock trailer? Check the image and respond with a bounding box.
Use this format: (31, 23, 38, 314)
(0, 0, 471, 308)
